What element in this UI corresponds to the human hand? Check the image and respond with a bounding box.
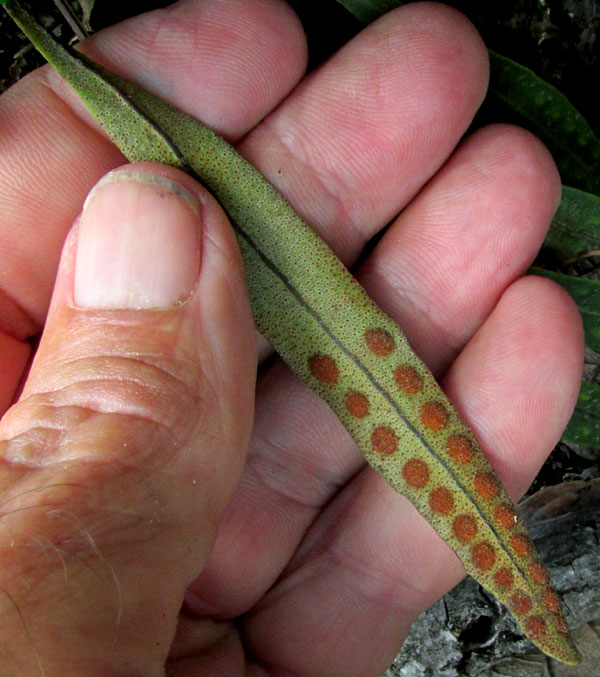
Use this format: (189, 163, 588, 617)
(0, 1, 583, 675)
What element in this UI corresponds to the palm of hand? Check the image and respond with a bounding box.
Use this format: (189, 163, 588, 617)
(0, 1, 582, 675)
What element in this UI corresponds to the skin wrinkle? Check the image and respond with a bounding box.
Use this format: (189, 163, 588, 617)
(280, 471, 428, 594)
(0, 288, 39, 341)
(241, 544, 409, 675)
(168, 616, 237, 660)
(1, 427, 65, 470)
(246, 429, 349, 510)
(2, 370, 202, 463)
(250, 367, 363, 489)
(266, 100, 382, 226)
(2, 408, 180, 467)
(324, 538, 423, 616)
(48, 351, 205, 398)
(286, 535, 396, 611)
(25, 353, 202, 408)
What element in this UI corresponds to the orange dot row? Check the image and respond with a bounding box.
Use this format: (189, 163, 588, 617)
(396, 454, 565, 635)
(308, 350, 525, 559)
(309, 344, 475, 468)
(307, 350, 537, 558)
(306, 339, 568, 638)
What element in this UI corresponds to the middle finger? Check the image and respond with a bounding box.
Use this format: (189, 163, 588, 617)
(239, 3, 489, 263)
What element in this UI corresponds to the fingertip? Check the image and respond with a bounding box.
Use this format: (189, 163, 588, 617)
(494, 275, 583, 494)
(444, 273, 583, 497)
(505, 273, 584, 386)
(467, 123, 562, 222)
(381, 1, 490, 115)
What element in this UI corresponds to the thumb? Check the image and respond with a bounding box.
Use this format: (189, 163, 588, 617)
(0, 164, 256, 674)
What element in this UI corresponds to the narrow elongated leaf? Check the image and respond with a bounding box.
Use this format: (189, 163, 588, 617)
(530, 268, 600, 354)
(563, 381, 600, 448)
(4, 1, 581, 664)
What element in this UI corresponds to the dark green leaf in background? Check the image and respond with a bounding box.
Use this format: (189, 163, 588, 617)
(562, 380, 600, 448)
(530, 267, 600, 354)
(335, 0, 400, 24)
(487, 51, 600, 196)
(543, 187, 600, 264)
